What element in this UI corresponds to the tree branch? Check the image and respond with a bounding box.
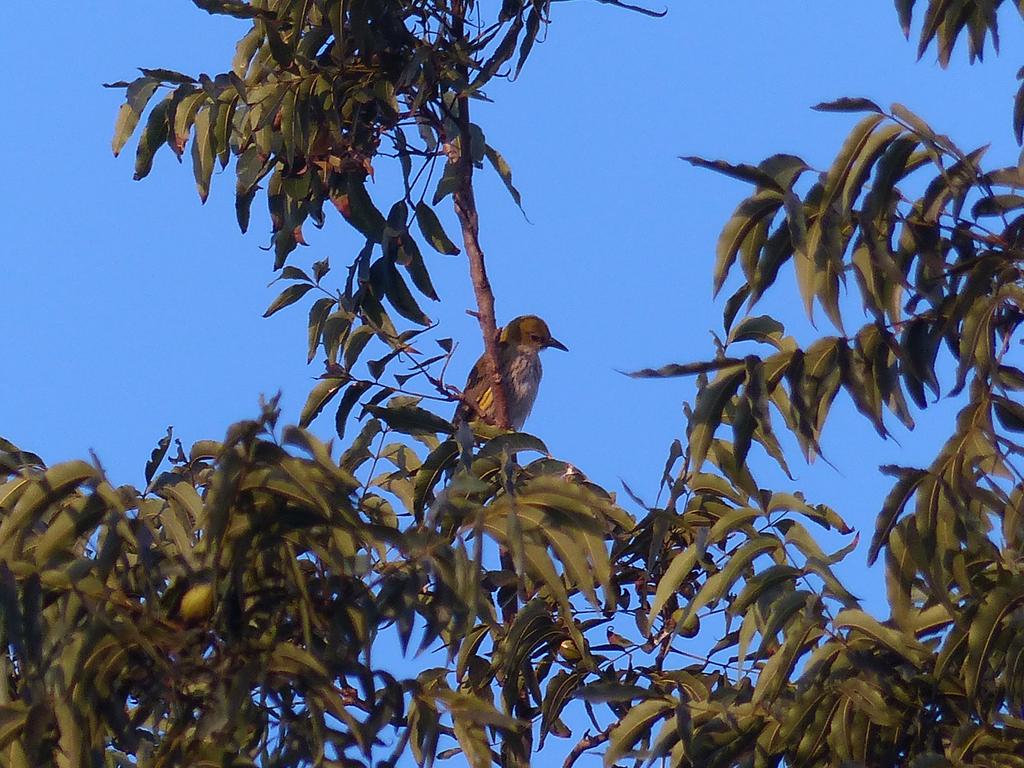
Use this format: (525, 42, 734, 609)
(450, 0, 511, 431)
(448, 0, 518, 632)
(563, 727, 612, 768)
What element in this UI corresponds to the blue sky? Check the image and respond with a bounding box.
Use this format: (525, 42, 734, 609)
(6, 3, 1023, 620)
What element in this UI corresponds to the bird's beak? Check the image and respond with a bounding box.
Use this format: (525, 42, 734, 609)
(547, 337, 568, 352)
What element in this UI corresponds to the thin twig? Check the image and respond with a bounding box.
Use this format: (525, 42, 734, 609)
(563, 726, 613, 768)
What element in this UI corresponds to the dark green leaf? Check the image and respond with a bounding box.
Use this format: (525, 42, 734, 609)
(191, 0, 273, 19)
(133, 96, 171, 180)
(263, 283, 315, 318)
(715, 192, 783, 296)
(370, 256, 430, 326)
(413, 440, 459, 518)
(627, 358, 744, 379)
(366, 404, 454, 436)
(811, 97, 883, 114)
(399, 236, 439, 302)
(994, 396, 1024, 433)
(145, 427, 173, 485)
(335, 381, 371, 440)
(300, 378, 344, 427)
(484, 143, 524, 211)
(868, 466, 927, 564)
(112, 77, 160, 157)
(971, 193, 1024, 218)
(336, 175, 386, 242)
(415, 202, 461, 255)
(682, 156, 785, 192)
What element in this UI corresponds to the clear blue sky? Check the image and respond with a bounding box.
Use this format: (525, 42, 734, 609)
(6, 3, 1023, 620)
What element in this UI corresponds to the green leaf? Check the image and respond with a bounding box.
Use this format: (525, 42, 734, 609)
(604, 698, 672, 767)
(476, 432, 548, 461)
(895, 0, 914, 37)
(994, 396, 1024, 432)
(484, 143, 524, 211)
(144, 426, 173, 485)
(722, 284, 752, 333)
(370, 256, 430, 326)
(138, 67, 197, 84)
(576, 682, 655, 703)
(732, 564, 802, 616)
(343, 324, 375, 371)
(682, 156, 785, 192)
(758, 153, 811, 189)
(234, 147, 265, 233)
(868, 466, 933, 569)
(966, 585, 1024, 699)
(627, 358, 744, 379)
(299, 378, 344, 428)
(680, 535, 781, 627)
(336, 175, 386, 242)
(1015, 76, 1024, 145)
(812, 117, 878, 224)
(112, 77, 160, 156)
(811, 97, 883, 114)
(334, 381, 371, 440)
(413, 440, 459, 518)
(263, 283, 315, 318)
(0, 462, 100, 556)
(688, 367, 747, 469)
(540, 671, 586, 746)
(307, 297, 336, 363)
(170, 89, 205, 157)
(971, 193, 1024, 218)
(516, 8, 542, 77)
(728, 315, 786, 347)
(400, 237, 440, 302)
(366, 404, 454, 436)
(432, 160, 460, 206)
(647, 545, 699, 624)
(834, 608, 928, 662)
(0, 703, 30, 752)
(715, 192, 783, 296)
(191, 0, 273, 19)
(133, 96, 171, 180)
(415, 202, 461, 255)
(839, 123, 903, 214)
(470, 15, 523, 92)
(449, 700, 510, 768)
(190, 104, 216, 202)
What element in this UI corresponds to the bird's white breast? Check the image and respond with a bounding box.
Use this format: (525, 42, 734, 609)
(504, 350, 542, 430)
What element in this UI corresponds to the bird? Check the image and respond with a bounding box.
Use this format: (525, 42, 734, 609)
(456, 315, 567, 430)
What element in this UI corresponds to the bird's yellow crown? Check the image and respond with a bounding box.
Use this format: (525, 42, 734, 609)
(500, 315, 567, 351)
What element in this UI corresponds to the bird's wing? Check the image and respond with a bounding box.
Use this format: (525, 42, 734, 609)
(476, 384, 494, 414)
(457, 354, 494, 423)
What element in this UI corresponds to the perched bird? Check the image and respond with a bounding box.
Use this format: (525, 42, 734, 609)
(456, 315, 567, 430)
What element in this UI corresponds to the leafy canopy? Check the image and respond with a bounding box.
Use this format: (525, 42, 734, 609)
(5, 1, 1024, 767)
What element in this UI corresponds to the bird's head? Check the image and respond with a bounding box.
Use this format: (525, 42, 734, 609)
(500, 315, 568, 352)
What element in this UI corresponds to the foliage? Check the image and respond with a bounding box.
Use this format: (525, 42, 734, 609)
(635, 89, 1024, 764)
(6, 1, 1024, 767)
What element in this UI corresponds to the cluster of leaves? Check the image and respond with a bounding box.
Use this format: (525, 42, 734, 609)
(894, 0, 1020, 65)
(628, 87, 1024, 768)
(108, 0, 537, 432)
(1, 396, 869, 768)
(0, 405, 633, 767)
(107, 0, 533, 262)
(0, 407, 421, 768)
